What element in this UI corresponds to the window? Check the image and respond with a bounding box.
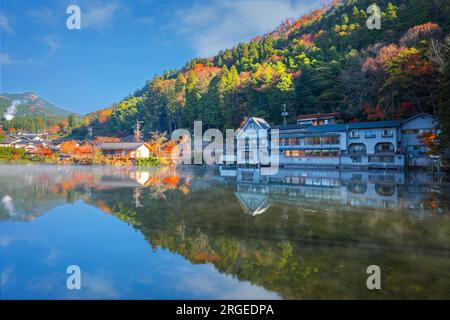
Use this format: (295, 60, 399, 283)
(285, 150, 308, 157)
(322, 136, 340, 145)
(375, 184, 395, 196)
(349, 131, 360, 139)
(348, 183, 367, 194)
(351, 156, 362, 163)
(369, 155, 395, 163)
(305, 137, 321, 145)
(375, 143, 395, 153)
(382, 129, 394, 137)
(288, 138, 299, 145)
(402, 129, 419, 134)
(365, 130, 376, 138)
(348, 143, 367, 154)
(329, 150, 339, 157)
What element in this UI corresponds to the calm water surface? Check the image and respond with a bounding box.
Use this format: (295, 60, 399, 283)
(1, 164, 450, 299)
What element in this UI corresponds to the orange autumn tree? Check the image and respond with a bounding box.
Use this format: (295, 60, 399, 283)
(98, 109, 113, 124)
(74, 144, 94, 157)
(419, 130, 439, 155)
(36, 146, 52, 158)
(60, 140, 79, 155)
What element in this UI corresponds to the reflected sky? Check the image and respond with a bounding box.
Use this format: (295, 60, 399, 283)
(1, 165, 450, 299)
(1, 200, 280, 299)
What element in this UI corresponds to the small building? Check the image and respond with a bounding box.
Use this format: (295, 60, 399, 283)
(236, 117, 271, 165)
(297, 112, 339, 126)
(401, 114, 436, 168)
(97, 142, 151, 159)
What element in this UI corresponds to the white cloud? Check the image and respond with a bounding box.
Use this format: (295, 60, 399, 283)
(175, 0, 319, 57)
(42, 35, 61, 54)
(0, 266, 14, 287)
(83, 2, 122, 30)
(27, 6, 58, 25)
(0, 53, 32, 65)
(0, 12, 13, 34)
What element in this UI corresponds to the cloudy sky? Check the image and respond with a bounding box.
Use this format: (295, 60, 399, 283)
(1, 0, 321, 114)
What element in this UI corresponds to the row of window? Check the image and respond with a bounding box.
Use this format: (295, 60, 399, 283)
(283, 176, 340, 187)
(368, 155, 395, 163)
(284, 150, 340, 157)
(348, 143, 395, 154)
(402, 129, 427, 135)
(349, 129, 394, 139)
(277, 136, 340, 146)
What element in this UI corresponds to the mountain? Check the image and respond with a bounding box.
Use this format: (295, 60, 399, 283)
(66, 0, 450, 149)
(0, 92, 74, 120)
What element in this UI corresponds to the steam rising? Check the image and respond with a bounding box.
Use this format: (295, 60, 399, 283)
(3, 100, 21, 120)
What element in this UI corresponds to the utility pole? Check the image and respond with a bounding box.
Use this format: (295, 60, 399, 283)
(281, 102, 288, 126)
(87, 126, 93, 141)
(134, 120, 144, 142)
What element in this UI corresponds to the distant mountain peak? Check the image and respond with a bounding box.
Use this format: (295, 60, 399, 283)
(0, 92, 75, 120)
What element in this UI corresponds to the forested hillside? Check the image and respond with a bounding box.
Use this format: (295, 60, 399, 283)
(0, 92, 77, 134)
(71, 0, 450, 147)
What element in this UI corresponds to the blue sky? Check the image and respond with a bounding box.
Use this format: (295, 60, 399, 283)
(1, 0, 320, 115)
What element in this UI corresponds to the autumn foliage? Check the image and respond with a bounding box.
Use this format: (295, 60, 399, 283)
(60, 140, 79, 154)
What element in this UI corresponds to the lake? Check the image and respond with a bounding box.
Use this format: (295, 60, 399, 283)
(1, 164, 450, 299)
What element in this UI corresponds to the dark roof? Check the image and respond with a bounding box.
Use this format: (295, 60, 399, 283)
(272, 124, 311, 130)
(347, 120, 401, 129)
(302, 120, 402, 133)
(12, 139, 44, 145)
(297, 112, 339, 121)
(304, 124, 348, 133)
(97, 142, 146, 151)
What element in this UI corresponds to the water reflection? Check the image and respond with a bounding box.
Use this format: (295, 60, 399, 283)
(230, 168, 448, 218)
(1, 165, 450, 299)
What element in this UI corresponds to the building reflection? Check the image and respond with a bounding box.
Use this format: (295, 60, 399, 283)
(225, 167, 445, 217)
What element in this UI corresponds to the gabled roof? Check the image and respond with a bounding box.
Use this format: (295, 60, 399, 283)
(234, 192, 271, 216)
(11, 139, 44, 146)
(236, 117, 271, 137)
(251, 117, 270, 129)
(402, 113, 435, 124)
(97, 142, 147, 151)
